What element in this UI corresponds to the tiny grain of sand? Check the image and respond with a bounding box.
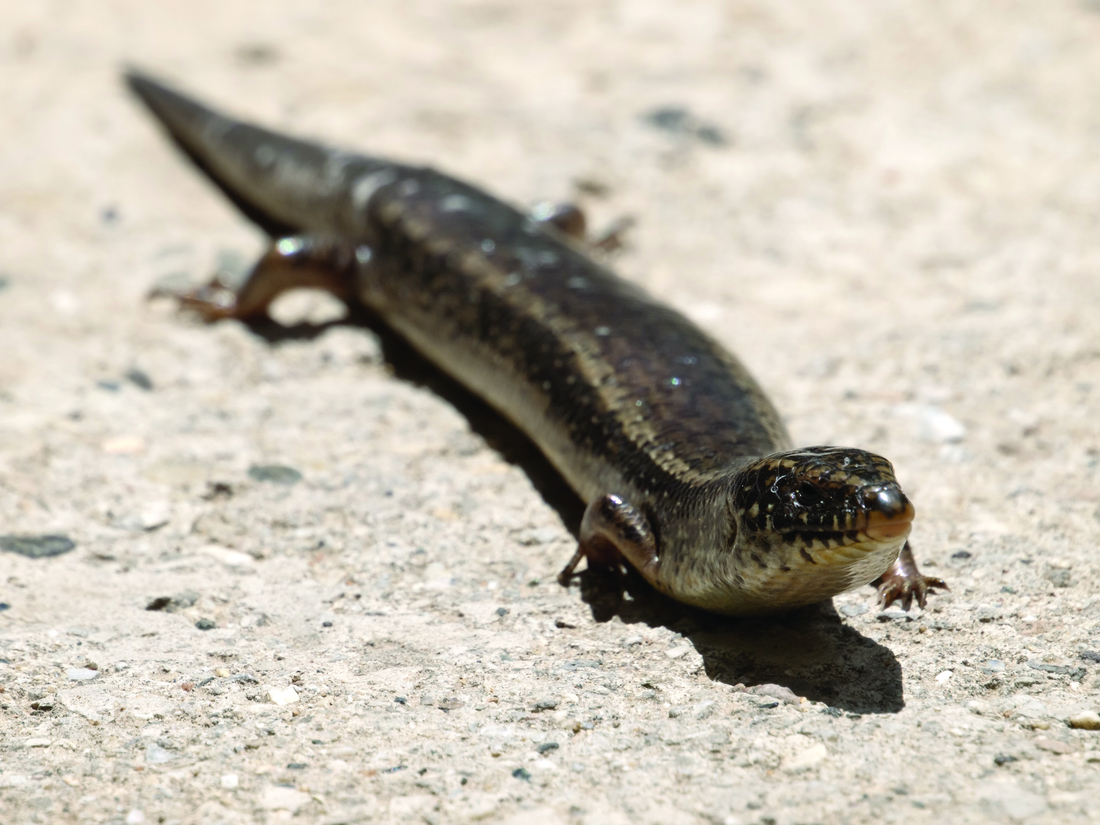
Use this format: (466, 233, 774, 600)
(2, 2, 1100, 824)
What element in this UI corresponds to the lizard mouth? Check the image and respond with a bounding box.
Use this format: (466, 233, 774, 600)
(861, 493, 915, 542)
(863, 509, 915, 541)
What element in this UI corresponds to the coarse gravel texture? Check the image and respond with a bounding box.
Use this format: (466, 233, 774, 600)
(3, 1, 1100, 824)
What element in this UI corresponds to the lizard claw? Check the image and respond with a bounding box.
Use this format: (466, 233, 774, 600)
(149, 276, 242, 323)
(877, 574, 949, 611)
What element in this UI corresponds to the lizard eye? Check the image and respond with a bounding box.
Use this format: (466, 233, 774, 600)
(794, 481, 819, 505)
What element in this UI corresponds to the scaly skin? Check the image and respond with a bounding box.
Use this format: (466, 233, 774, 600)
(126, 70, 945, 616)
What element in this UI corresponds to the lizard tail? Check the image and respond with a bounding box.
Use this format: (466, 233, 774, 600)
(124, 69, 388, 239)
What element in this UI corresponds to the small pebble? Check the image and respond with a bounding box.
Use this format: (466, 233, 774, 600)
(536, 742, 559, 754)
(67, 668, 98, 681)
(512, 767, 531, 782)
(125, 810, 144, 825)
(693, 700, 716, 719)
(533, 698, 559, 711)
(748, 684, 801, 705)
(980, 660, 1005, 674)
(145, 744, 175, 764)
(936, 670, 954, 683)
(195, 618, 217, 631)
(515, 527, 560, 546)
(994, 754, 1018, 766)
(124, 368, 154, 391)
(1067, 711, 1100, 730)
(221, 774, 239, 789)
(1034, 737, 1076, 754)
(1044, 567, 1072, 588)
(641, 106, 728, 145)
(915, 404, 967, 443)
(0, 534, 76, 559)
(267, 686, 300, 705)
(111, 505, 170, 532)
(975, 607, 1000, 623)
(102, 435, 146, 455)
(248, 464, 302, 485)
(839, 603, 869, 617)
(163, 591, 199, 612)
(876, 609, 911, 622)
(785, 742, 828, 772)
(259, 786, 310, 812)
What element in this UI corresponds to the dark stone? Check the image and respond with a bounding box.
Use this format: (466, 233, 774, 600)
(124, 368, 154, 391)
(148, 591, 199, 613)
(644, 106, 689, 131)
(694, 125, 728, 146)
(0, 534, 75, 559)
(248, 464, 302, 485)
(195, 618, 217, 631)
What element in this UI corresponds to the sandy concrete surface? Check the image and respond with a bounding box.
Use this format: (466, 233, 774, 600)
(3, 1, 1100, 823)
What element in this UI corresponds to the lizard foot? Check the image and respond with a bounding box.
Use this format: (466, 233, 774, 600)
(871, 540, 949, 610)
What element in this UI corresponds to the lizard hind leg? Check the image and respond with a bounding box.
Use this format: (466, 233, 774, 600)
(528, 202, 635, 254)
(152, 234, 365, 322)
(558, 494, 660, 586)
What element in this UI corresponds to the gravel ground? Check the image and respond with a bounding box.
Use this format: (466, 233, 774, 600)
(3, 2, 1100, 823)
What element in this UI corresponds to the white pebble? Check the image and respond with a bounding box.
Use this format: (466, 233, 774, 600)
(267, 686, 300, 705)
